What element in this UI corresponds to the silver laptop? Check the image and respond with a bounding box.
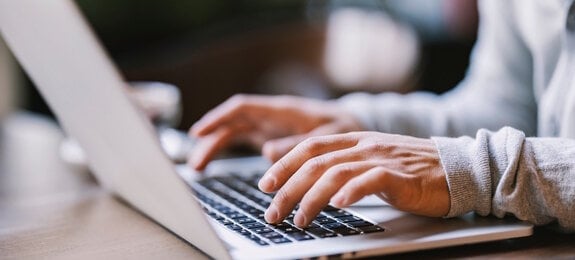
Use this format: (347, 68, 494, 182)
(0, 0, 533, 259)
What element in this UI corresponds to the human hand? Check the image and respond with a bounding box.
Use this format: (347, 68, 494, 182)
(189, 94, 363, 170)
(258, 131, 450, 227)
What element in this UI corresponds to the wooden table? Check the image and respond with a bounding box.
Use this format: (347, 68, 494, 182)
(1, 113, 574, 259)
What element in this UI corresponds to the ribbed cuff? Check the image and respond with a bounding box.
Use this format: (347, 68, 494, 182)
(432, 134, 492, 217)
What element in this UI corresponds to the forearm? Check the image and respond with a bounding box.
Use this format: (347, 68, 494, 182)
(433, 127, 575, 231)
(337, 84, 537, 138)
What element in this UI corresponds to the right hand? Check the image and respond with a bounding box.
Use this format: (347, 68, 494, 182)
(188, 94, 364, 170)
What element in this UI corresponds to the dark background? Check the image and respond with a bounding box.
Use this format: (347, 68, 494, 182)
(22, 0, 477, 129)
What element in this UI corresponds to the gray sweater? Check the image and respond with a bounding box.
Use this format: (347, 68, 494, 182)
(339, 0, 575, 230)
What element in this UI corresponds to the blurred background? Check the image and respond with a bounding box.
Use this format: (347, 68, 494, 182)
(0, 0, 478, 130)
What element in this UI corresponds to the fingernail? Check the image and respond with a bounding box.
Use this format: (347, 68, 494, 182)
(191, 154, 203, 170)
(258, 176, 276, 192)
(331, 193, 346, 208)
(294, 213, 307, 227)
(265, 205, 279, 223)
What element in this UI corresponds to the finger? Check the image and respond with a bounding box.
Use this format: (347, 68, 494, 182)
(263, 145, 363, 224)
(262, 122, 353, 162)
(191, 95, 266, 137)
(259, 133, 359, 193)
(293, 161, 377, 227)
(188, 127, 235, 171)
(330, 166, 401, 208)
(262, 134, 308, 162)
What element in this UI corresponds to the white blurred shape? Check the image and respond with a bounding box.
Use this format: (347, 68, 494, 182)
(323, 8, 420, 92)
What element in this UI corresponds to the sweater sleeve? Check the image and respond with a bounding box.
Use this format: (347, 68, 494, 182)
(337, 0, 575, 230)
(433, 127, 575, 231)
(337, 0, 536, 138)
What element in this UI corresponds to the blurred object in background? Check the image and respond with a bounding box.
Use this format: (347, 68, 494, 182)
(128, 81, 182, 127)
(308, 0, 478, 95)
(126, 81, 193, 163)
(385, 0, 478, 42)
(255, 62, 332, 100)
(0, 37, 18, 120)
(17, 0, 477, 129)
(0, 0, 478, 189)
(322, 7, 419, 93)
(0, 112, 91, 199)
(384, 0, 478, 94)
(74, 0, 309, 59)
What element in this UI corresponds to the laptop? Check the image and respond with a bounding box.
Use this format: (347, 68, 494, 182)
(0, 0, 533, 259)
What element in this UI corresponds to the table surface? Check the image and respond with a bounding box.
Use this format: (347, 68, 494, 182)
(1, 113, 574, 260)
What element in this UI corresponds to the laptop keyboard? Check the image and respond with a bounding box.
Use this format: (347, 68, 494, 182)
(191, 172, 384, 246)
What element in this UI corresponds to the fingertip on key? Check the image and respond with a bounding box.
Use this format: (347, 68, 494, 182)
(265, 205, 279, 224)
(258, 176, 276, 192)
(330, 193, 347, 208)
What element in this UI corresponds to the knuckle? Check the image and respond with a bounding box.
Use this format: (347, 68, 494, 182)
(226, 94, 251, 110)
(372, 166, 391, 182)
(325, 164, 354, 183)
(302, 157, 327, 175)
(229, 93, 249, 104)
(300, 136, 326, 151)
(364, 142, 387, 153)
(276, 159, 291, 173)
(273, 189, 293, 207)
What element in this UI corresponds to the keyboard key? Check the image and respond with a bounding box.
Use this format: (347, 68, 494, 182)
(276, 225, 300, 233)
(236, 217, 256, 225)
(254, 213, 266, 221)
(306, 222, 321, 229)
(326, 209, 352, 218)
(287, 231, 315, 241)
(252, 227, 274, 234)
(237, 228, 252, 237)
(252, 238, 270, 246)
(330, 227, 361, 236)
(284, 214, 295, 224)
(218, 218, 233, 226)
(197, 174, 381, 244)
(261, 231, 284, 239)
(236, 202, 253, 210)
(337, 216, 362, 223)
(305, 227, 337, 238)
(314, 217, 336, 225)
(243, 233, 269, 246)
(322, 205, 340, 212)
(322, 222, 347, 230)
(357, 225, 385, 233)
(273, 221, 292, 228)
(270, 237, 292, 244)
(227, 212, 245, 219)
(244, 222, 265, 230)
(347, 220, 374, 228)
(219, 207, 235, 215)
(226, 224, 243, 231)
(246, 208, 263, 216)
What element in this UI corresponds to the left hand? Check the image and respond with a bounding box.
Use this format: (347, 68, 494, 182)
(258, 131, 450, 227)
